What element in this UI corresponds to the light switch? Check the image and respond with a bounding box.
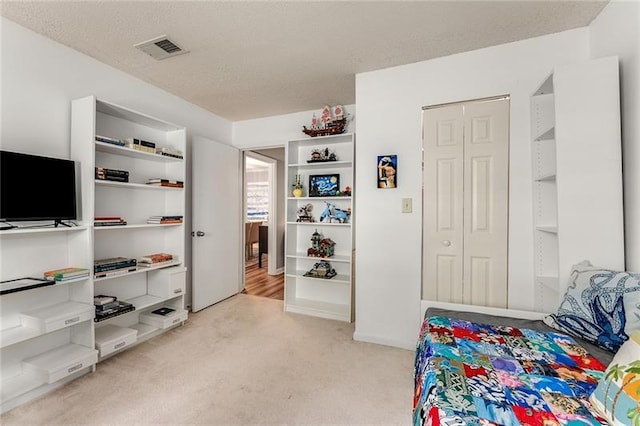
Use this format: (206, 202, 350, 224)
(402, 198, 412, 213)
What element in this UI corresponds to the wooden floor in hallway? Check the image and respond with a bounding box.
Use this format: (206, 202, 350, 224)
(244, 254, 284, 300)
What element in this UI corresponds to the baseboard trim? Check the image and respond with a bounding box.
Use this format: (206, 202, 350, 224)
(271, 267, 284, 275)
(352, 331, 415, 351)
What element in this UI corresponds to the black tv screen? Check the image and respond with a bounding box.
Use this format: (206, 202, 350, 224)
(1, 150, 77, 222)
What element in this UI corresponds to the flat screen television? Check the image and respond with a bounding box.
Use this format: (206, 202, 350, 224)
(1, 150, 77, 225)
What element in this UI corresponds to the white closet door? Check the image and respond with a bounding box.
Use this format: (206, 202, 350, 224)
(422, 98, 509, 308)
(422, 104, 465, 303)
(463, 99, 509, 308)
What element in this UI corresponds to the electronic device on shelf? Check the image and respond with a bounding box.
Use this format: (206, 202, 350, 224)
(0, 150, 77, 227)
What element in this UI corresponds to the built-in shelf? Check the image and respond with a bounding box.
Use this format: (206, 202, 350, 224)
(286, 273, 351, 285)
(0, 225, 88, 236)
(95, 142, 183, 162)
(125, 294, 165, 311)
(93, 262, 183, 282)
(0, 371, 44, 403)
(95, 180, 184, 190)
(286, 222, 350, 227)
(288, 161, 353, 169)
(287, 196, 351, 201)
(94, 223, 182, 231)
(535, 172, 556, 182)
(286, 253, 351, 263)
(535, 226, 558, 234)
(534, 127, 555, 142)
(285, 298, 349, 322)
(129, 323, 158, 340)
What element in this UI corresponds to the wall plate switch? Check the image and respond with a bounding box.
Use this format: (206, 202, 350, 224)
(402, 198, 412, 213)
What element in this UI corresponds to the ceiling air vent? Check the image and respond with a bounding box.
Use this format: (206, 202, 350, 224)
(134, 35, 188, 60)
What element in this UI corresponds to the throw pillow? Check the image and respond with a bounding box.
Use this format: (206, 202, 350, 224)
(589, 330, 640, 425)
(543, 260, 640, 353)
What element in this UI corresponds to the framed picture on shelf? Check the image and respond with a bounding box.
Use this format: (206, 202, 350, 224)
(377, 155, 397, 188)
(309, 174, 340, 197)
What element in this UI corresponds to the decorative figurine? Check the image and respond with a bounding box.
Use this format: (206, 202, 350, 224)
(308, 148, 337, 163)
(333, 105, 344, 121)
(303, 260, 337, 279)
(296, 203, 314, 223)
(343, 186, 352, 196)
(307, 229, 335, 258)
(319, 202, 351, 223)
(321, 105, 332, 125)
(292, 174, 304, 197)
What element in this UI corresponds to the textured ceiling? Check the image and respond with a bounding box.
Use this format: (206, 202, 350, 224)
(1, 1, 608, 121)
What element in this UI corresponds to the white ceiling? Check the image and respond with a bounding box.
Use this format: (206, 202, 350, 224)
(1, 1, 608, 121)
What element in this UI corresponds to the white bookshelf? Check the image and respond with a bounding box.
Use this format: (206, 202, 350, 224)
(0, 226, 96, 413)
(530, 56, 625, 312)
(284, 133, 355, 322)
(70, 96, 188, 364)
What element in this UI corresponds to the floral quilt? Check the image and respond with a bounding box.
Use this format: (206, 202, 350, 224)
(413, 315, 609, 425)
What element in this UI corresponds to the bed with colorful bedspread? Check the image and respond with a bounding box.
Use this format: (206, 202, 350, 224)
(413, 312, 610, 425)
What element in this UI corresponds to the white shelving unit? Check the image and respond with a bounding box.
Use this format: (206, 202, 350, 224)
(284, 133, 355, 322)
(0, 226, 96, 413)
(71, 95, 188, 362)
(530, 56, 625, 312)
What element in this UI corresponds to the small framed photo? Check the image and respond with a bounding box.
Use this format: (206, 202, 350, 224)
(309, 174, 340, 197)
(377, 155, 397, 188)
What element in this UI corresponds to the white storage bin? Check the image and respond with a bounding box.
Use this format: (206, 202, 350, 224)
(22, 344, 97, 384)
(147, 267, 186, 299)
(95, 325, 138, 358)
(21, 302, 94, 333)
(139, 309, 188, 329)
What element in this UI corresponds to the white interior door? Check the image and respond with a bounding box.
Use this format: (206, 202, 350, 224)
(192, 136, 241, 312)
(422, 97, 509, 308)
(423, 104, 465, 303)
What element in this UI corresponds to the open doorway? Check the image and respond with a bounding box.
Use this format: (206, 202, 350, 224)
(243, 148, 285, 300)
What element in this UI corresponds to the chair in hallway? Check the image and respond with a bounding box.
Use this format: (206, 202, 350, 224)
(245, 222, 260, 259)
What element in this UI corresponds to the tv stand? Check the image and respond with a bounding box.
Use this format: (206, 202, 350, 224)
(54, 220, 72, 228)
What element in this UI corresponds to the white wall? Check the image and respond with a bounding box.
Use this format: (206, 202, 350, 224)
(590, 0, 640, 272)
(353, 28, 591, 349)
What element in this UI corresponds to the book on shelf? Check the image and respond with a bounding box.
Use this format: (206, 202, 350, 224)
(95, 135, 124, 146)
(156, 147, 184, 159)
(95, 216, 125, 221)
(94, 257, 137, 273)
(147, 219, 183, 224)
(95, 167, 129, 182)
(94, 295, 117, 305)
(43, 267, 90, 281)
(94, 266, 137, 279)
(139, 253, 174, 264)
(94, 216, 127, 226)
(146, 179, 184, 188)
(148, 215, 183, 220)
(124, 138, 156, 153)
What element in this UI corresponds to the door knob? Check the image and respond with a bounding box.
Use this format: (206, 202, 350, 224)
(442, 240, 451, 247)
(196, 231, 205, 237)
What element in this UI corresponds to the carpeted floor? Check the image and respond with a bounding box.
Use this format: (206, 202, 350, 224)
(1, 294, 414, 425)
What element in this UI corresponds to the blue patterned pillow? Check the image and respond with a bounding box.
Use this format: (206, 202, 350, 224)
(543, 260, 640, 353)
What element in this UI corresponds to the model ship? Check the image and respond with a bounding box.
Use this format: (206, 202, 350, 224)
(302, 105, 347, 137)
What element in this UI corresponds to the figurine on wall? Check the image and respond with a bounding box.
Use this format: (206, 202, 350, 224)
(296, 203, 315, 222)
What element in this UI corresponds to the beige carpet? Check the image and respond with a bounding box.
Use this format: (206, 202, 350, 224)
(1, 294, 414, 425)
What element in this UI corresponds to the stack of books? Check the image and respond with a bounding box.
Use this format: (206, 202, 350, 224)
(156, 146, 184, 159)
(94, 216, 127, 227)
(147, 215, 183, 224)
(138, 253, 176, 268)
(95, 135, 125, 147)
(94, 257, 137, 279)
(146, 178, 184, 188)
(94, 295, 135, 322)
(95, 167, 129, 183)
(124, 138, 155, 153)
(43, 267, 90, 282)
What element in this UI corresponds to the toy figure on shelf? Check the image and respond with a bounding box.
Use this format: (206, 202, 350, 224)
(307, 229, 335, 258)
(303, 260, 337, 279)
(342, 186, 352, 196)
(292, 174, 304, 197)
(307, 147, 337, 163)
(319, 202, 351, 223)
(296, 203, 314, 223)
